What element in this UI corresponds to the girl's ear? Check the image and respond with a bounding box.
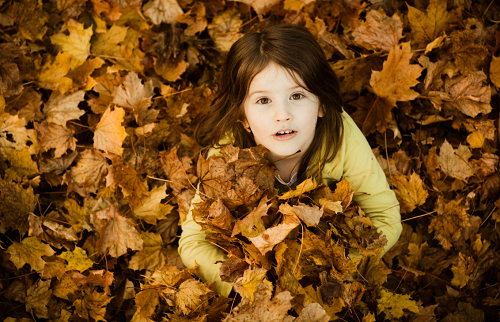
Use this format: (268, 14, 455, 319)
(318, 106, 325, 118)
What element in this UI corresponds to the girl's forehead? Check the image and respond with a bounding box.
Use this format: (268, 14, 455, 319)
(250, 63, 305, 89)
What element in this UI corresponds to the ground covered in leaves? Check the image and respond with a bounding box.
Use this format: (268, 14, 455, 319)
(0, 0, 499, 321)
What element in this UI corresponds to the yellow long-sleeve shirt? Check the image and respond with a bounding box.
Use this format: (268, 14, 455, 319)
(178, 111, 402, 296)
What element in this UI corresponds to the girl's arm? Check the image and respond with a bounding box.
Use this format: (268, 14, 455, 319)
(322, 112, 402, 253)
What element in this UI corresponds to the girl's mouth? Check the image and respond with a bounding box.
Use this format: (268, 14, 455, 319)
(274, 130, 296, 140)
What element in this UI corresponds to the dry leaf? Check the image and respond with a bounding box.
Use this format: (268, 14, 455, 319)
(7, 237, 55, 272)
(50, 19, 93, 69)
(391, 173, 429, 213)
(437, 140, 475, 181)
(352, 9, 403, 52)
(93, 107, 127, 156)
(143, 0, 183, 25)
(407, 0, 448, 47)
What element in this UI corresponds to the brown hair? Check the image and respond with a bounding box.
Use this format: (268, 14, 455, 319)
(195, 24, 344, 181)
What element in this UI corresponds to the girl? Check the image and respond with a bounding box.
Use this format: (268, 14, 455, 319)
(178, 24, 402, 296)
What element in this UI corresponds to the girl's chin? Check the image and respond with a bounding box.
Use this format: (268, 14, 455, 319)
(268, 149, 303, 162)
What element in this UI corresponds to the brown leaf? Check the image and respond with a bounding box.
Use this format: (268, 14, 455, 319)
(62, 149, 108, 196)
(281, 203, 323, 227)
(352, 9, 403, 52)
(160, 146, 198, 194)
(108, 161, 149, 206)
(38, 121, 77, 158)
(143, 0, 183, 25)
(73, 291, 113, 322)
(429, 197, 471, 250)
(407, 0, 448, 47)
(0, 179, 35, 233)
(11, 0, 49, 41)
(25, 280, 52, 319)
(93, 106, 128, 156)
(132, 184, 173, 225)
(350, 93, 393, 135)
(248, 212, 300, 255)
(129, 232, 166, 272)
(90, 205, 143, 257)
(176, 2, 207, 36)
(175, 279, 212, 315)
(437, 140, 475, 181)
(7, 237, 55, 272)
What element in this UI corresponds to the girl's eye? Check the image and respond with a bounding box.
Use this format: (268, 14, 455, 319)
(290, 93, 304, 100)
(256, 98, 271, 104)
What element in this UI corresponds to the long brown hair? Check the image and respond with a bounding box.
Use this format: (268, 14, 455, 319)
(195, 24, 344, 181)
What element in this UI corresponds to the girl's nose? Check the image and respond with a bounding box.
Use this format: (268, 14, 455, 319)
(274, 101, 292, 122)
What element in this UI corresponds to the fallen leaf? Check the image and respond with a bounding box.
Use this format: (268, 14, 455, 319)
(129, 232, 166, 272)
(73, 291, 113, 322)
(0, 113, 37, 151)
(231, 0, 281, 16)
(370, 42, 423, 106)
(91, 24, 128, 56)
(233, 267, 272, 302)
(109, 161, 149, 206)
(280, 203, 323, 227)
(50, 19, 93, 69)
(38, 121, 77, 158)
(377, 289, 419, 319)
(175, 279, 212, 315)
(176, 2, 207, 36)
(26, 280, 52, 319)
(63, 149, 108, 196)
(131, 287, 160, 322)
(93, 106, 127, 156)
(0, 179, 36, 233)
(391, 172, 429, 213)
(429, 197, 471, 250)
(132, 184, 173, 224)
(208, 9, 243, 52)
(248, 212, 301, 255)
(407, 0, 448, 47)
(90, 205, 143, 257)
(12, 0, 49, 41)
(450, 252, 474, 288)
(490, 55, 500, 88)
(37, 53, 73, 94)
(7, 237, 55, 272)
(59, 246, 94, 272)
(2, 148, 38, 182)
(437, 140, 475, 181)
(352, 9, 403, 52)
(279, 178, 317, 199)
(350, 93, 393, 134)
(44, 90, 85, 126)
(143, 0, 183, 25)
(154, 59, 189, 82)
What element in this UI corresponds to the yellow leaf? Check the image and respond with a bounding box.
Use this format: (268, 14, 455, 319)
(50, 19, 93, 69)
(352, 9, 403, 52)
(109, 162, 149, 206)
(234, 267, 273, 302)
(132, 184, 173, 224)
(466, 131, 485, 149)
(175, 279, 212, 315)
(231, 0, 281, 16)
(44, 90, 85, 127)
(143, 0, 183, 25)
(63, 198, 91, 232)
(154, 59, 190, 82)
(208, 9, 243, 52)
(249, 212, 301, 255)
(377, 289, 419, 319)
(129, 232, 166, 272)
(7, 237, 55, 272)
(319, 199, 342, 214)
(53, 272, 80, 300)
(490, 55, 500, 88)
(59, 246, 94, 272)
(92, 24, 128, 56)
(283, 0, 315, 12)
(90, 205, 143, 257)
(38, 121, 77, 158)
(407, 0, 448, 47)
(279, 178, 317, 199)
(176, 2, 207, 36)
(26, 280, 52, 319)
(451, 253, 475, 289)
(131, 287, 160, 322)
(113, 71, 154, 109)
(108, 28, 145, 72)
(2, 148, 38, 182)
(391, 172, 429, 214)
(93, 107, 127, 156)
(280, 203, 323, 227)
(37, 53, 73, 94)
(370, 42, 423, 106)
(429, 197, 471, 250)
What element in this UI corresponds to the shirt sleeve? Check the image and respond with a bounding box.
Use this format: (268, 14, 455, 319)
(327, 112, 402, 253)
(178, 149, 233, 296)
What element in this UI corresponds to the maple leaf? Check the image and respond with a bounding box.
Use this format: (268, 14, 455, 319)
(175, 279, 212, 315)
(129, 232, 166, 272)
(108, 161, 149, 206)
(161, 146, 199, 194)
(37, 53, 73, 94)
(332, 56, 382, 97)
(7, 237, 55, 272)
(44, 90, 85, 126)
(53, 272, 79, 300)
(132, 184, 173, 224)
(350, 93, 393, 134)
(0, 112, 36, 151)
(92, 24, 128, 56)
(294, 302, 330, 322)
(176, 2, 207, 36)
(231, 0, 281, 16)
(446, 30, 489, 76)
(90, 205, 144, 257)
(429, 197, 472, 250)
(50, 19, 93, 69)
(248, 212, 301, 255)
(443, 71, 492, 117)
(207, 198, 234, 231)
(38, 121, 77, 158)
(26, 280, 52, 319)
(223, 282, 293, 321)
(279, 178, 317, 199)
(233, 267, 273, 302)
(113, 71, 154, 109)
(0, 180, 36, 233)
(208, 9, 244, 52)
(370, 42, 423, 106)
(73, 291, 113, 322)
(71, 270, 115, 295)
(437, 140, 475, 181)
(0, 43, 28, 95)
(284, 0, 315, 12)
(391, 172, 429, 213)
(352, 9, 403, 52)
(66, 57, 105, 91)
(59, 246, 94, 272)
(93, 106, 128, 156)
(2, 148, 38, 182)
(407, 0, 448, 47)
(155, 59, 190, 82)
(450, 252, 475, 288)
(132, 287, 160, 322)
(63, 149, 108, 196)
(377, 289, 419, 319)
(281, 202, 323, 227)
(11, 0, 49, 41)
(143, 0, 183, 25)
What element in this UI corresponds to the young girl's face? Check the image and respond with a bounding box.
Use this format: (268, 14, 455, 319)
(242, 63, 323, 163)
